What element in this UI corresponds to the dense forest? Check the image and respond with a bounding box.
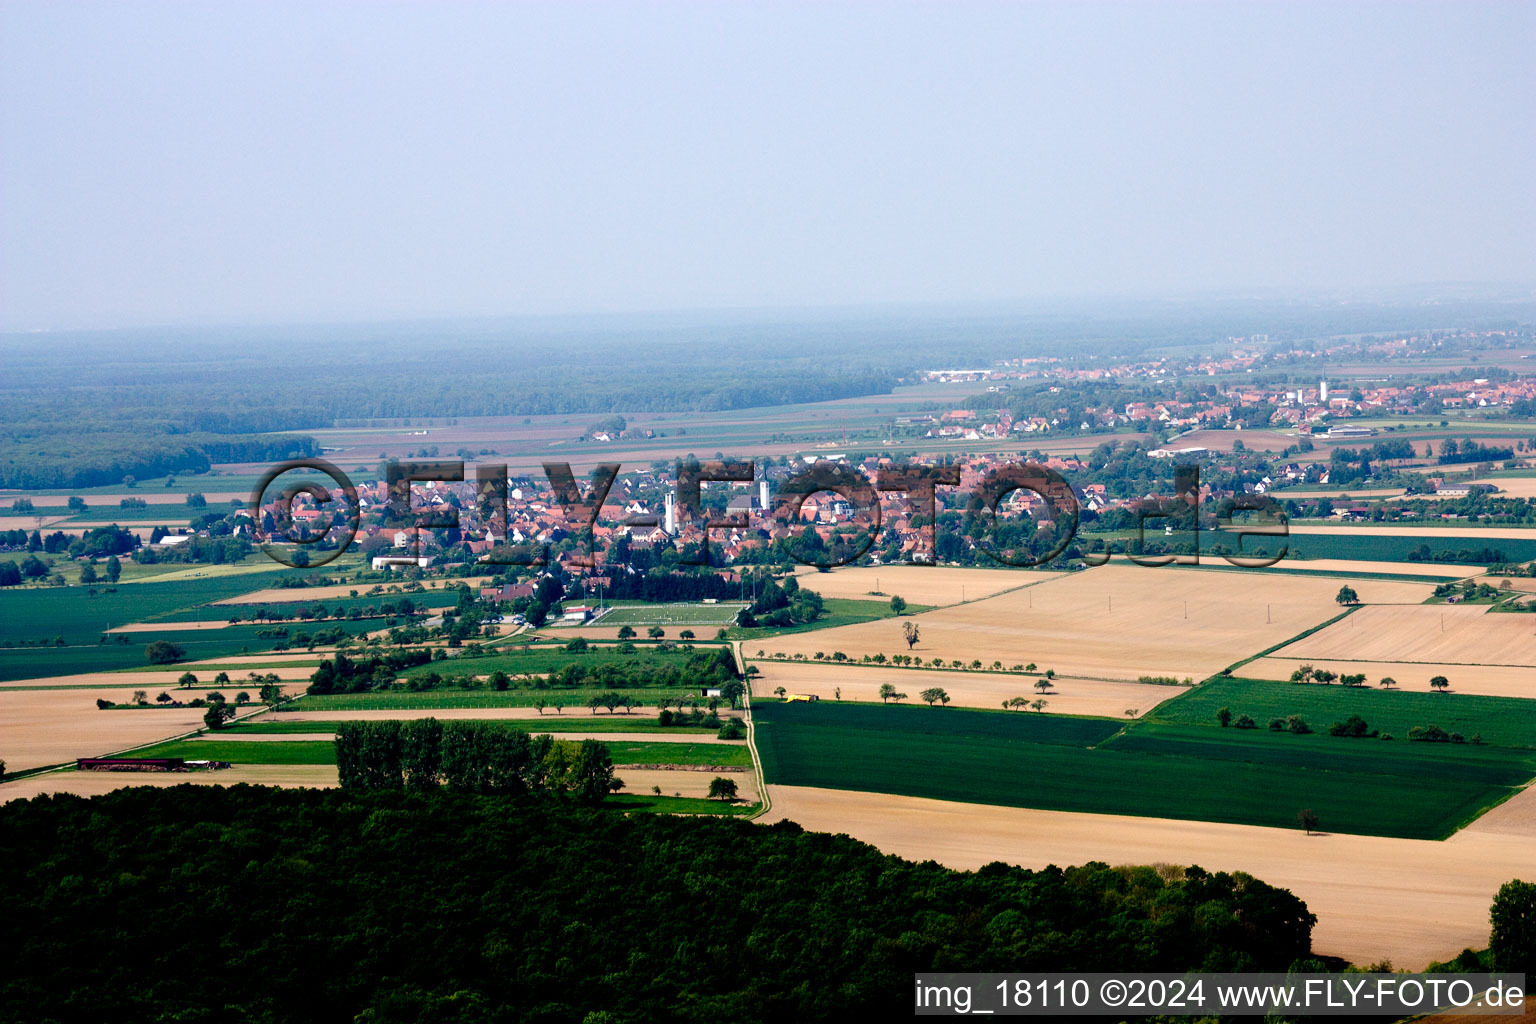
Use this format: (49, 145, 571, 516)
(0, 786, 1318, 1023)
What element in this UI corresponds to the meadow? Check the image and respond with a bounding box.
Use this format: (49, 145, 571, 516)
(228, 715, 728, 734)
(398, 643, 729, 680)
(753, 700, 1535, 839)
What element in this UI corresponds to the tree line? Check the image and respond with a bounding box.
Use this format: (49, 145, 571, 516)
(335, 719, 619, 801)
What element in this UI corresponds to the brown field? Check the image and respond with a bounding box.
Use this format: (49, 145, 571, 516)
(1243, 657, 1536, 699)
(220, 576, 494, 604)
(756, 564, 1435, 682)
(205, 729, 737, 744)
(616, 768, 757, 802)
(0, 765, 338, 804)
(760, 785, 1535, 969)
(110, 619, 255, 633)
(1172, 428, 1295, 453)
(65, 523, 187, 537)
(1275, 605, 1536, 667)
(1484, 575, 1536, 593)
(1486, 477, 1536, 499)
(747, 661, 1183, 717)
(790, 564, 1039, 605)
(0, 688, 216, 771)
(1275, 488, 1406, 499)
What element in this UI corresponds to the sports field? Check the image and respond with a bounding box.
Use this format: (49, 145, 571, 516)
(752, 701, 1535, 840)
(593, 602, 745, 626)
(755, 563, 1434, 682)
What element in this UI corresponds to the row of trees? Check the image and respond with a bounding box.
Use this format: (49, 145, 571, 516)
(336, 719, 620, 800)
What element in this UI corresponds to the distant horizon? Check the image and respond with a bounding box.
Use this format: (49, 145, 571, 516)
(5, 280, 1536, 338)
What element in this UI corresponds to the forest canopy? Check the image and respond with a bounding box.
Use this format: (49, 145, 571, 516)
(0, 786, 1317, 1023)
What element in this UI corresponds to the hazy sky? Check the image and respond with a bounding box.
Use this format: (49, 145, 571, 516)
(2, 1, 1533, 331)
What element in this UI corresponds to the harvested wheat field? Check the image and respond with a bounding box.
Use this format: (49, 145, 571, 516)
(1243, 658, 1536, 699)
(617, 768, 757, 802)
(1276, 605, 1536, 667)
(1486, 477, 1536, 499)
(748, 661, 1182, 717)
(0, 764, 338, 804)
(791, 565, 1041, 605)
(760, 785, 1532, 968)
(756, 565, 1434, 683)
(0, 688, 217, 772)
(1461, 782, 1536, 839)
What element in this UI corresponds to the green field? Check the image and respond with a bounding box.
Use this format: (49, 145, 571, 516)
(593, 602, 746, 626)
(288, 687, 704, 711)
(1152, 675, 1536, 748)
(228, 715, 731, 735)
(1239, 531, 1536, 565)
(130, 736, 749, 767)
(0, 571, 302, 646)
(753, 701, 1536, 839)
(0, 617, 382, 682)
(400, 643, 729, 680)
(730, 597, 933, 640)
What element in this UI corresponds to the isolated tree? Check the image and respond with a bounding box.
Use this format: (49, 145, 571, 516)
(105, 556, 122, 583)
(1216, 706, 1232, 728)
(707, 776, 739, 802)
(214, 671, 230, 684)
(774, 686, 787, 698)
(719, 679, 745, 709)
(1045, 668, 1056, 680)
(235, 691, 250, 704)
(203, 702, 232, 731)
(586, 695, 601, 715)
(534, 698, 547, 715)
(647, 626, 665, 639)
(155, 691, 172, 704)
(678, 629, 695, 640)
(1335, 585, 1359, 606)
(919, 687, 946, 707)
(1379, 676, 1396, 689)
(1124, 708, 1139, 718)
(1031, 699, 1047, 713)
(145, 640, 185, 665)
(903, 621, 920, 649)
(1430, 675, 1450, 693)
(1035, 678, 1051, 694)
(177, 672, 198, 688)
(889, 595, 907, 615)
(131, 689, 148, 705)
(1490, 879, 1536, 975)
(79, 562, 98, 585)
(878, 683, 897, 703)
(1297, 808, 1319, 835)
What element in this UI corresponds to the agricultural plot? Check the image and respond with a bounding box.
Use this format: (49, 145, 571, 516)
(134, 735, 750, 768)
(398, 643, 730, 680)
(747, 661, 1184, 718)
(1274, 604, 1536, 668)
(1152, 675, 1536, 747)
(0, 618, 382, 682)
(753, 701, 1535, 839)
(0, 687, 214, 772)
(594, 602, 745, 626)
(755, 563, 1434, 683)
(288, 687, 697, 711)
(790, 565, 1037, 605)
(1218, 527, 1536, 565)
(0, 571, 301, 646)
(0, 765, 340, 804)
(219, 577, 495, 605)
(757, 786, 1535, 969)
(1242, 658, 1536, 700)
